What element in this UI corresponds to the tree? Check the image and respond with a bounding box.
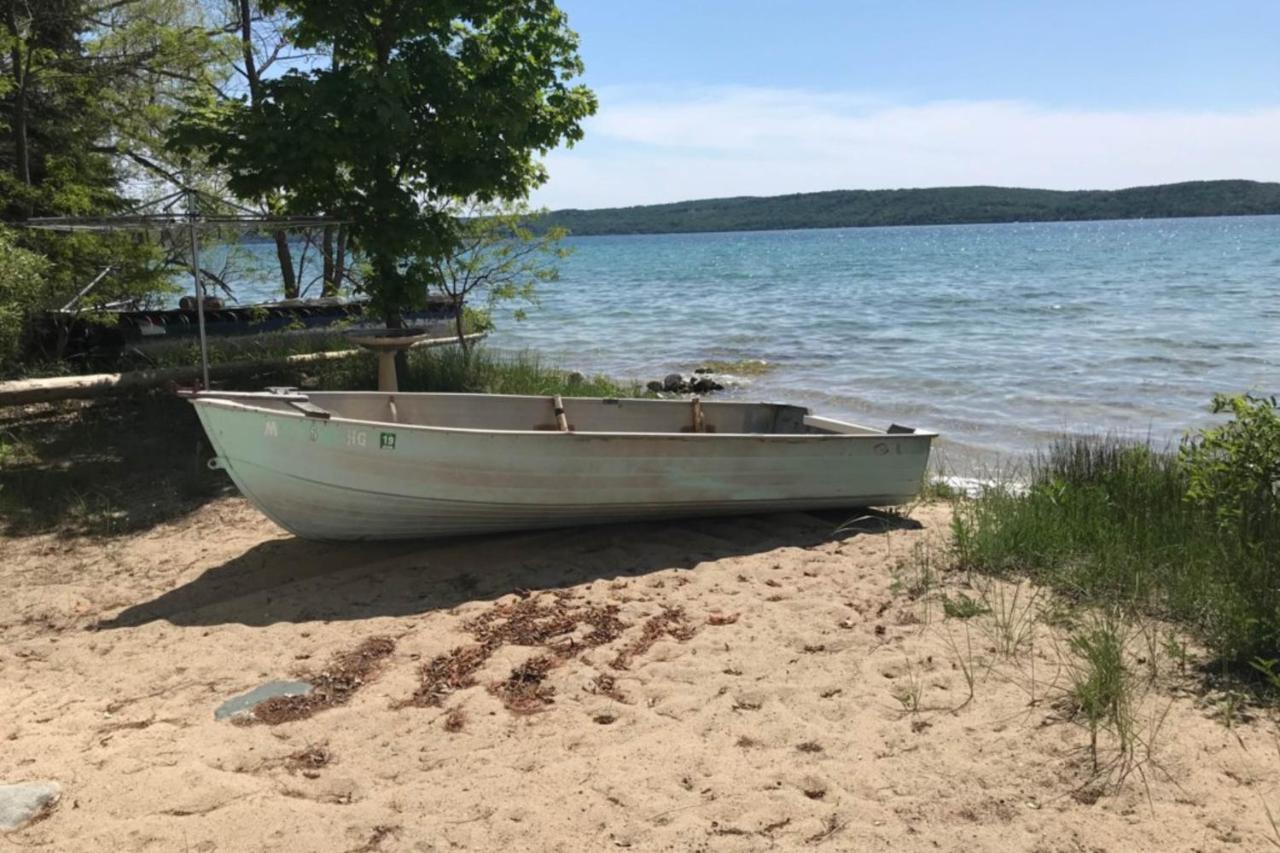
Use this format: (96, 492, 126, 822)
(0, 0, 181, 360)
(175, 0, 596, 327)
(431, 202, 568, 352)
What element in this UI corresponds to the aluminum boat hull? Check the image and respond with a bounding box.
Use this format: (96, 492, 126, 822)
(190, 391, 936, 541)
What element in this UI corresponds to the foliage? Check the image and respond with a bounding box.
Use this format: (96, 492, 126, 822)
(1181, 393, 1280, 543)
(83, 0, 235, 195)
(174, 0, 597, 324)
(541, 180, 1280, 236)
(0, 0, 233, 362)
(0, 225, 50, 371)
(953, 412, 1280, 668)
(1067, 615, 1136, 772)
(432, 202, 569, 350)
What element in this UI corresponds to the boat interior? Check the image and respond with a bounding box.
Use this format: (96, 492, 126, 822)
(196, 390, 914, 437)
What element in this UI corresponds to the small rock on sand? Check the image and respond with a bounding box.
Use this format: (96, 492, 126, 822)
(214, 680, 313, 721)
(0, 781, 60, 831)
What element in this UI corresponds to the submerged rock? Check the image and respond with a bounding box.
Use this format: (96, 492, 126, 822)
(215, 680, 314, 722)
(0, 781, 60, 831)
(646, 380, 665, 393)
(662, 373, 685, 391)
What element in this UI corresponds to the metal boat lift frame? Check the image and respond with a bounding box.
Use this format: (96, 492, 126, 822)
(22, 184, 345, 390)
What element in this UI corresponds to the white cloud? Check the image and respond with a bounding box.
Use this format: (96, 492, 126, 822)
(531, 87, 1280, 209)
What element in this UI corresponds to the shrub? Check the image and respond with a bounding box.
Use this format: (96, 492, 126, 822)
(1181, 393, 1280, 543)
(954, 396, 1280, 669)
(0, 227, 50, 373)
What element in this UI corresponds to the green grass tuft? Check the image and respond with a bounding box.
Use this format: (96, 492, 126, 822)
(953, 423, 1280, 670)
(942, 593, 989, 620)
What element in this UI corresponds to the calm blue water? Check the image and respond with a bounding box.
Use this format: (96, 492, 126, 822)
(226, 216, 1280, 471)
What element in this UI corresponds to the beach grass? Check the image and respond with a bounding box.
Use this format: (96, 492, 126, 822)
(259, 344, 647, 399)
(951, 399, 1280, 672)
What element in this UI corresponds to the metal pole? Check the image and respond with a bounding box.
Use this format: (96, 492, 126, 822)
(186, 180, 210, 390)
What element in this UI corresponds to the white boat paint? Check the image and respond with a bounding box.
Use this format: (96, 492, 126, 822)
(190, 390, 937, 541)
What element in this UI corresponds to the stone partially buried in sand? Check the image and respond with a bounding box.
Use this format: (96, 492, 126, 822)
(0, 781, 60, 831)
(214, 680, 314, 721)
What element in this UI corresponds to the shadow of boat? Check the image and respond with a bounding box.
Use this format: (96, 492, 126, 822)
(96, 508, 922, 629)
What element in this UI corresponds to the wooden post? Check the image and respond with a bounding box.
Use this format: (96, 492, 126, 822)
(552, 395, 569, 432)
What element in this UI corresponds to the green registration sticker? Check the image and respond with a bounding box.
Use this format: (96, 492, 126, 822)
(380, 432, 397, 450)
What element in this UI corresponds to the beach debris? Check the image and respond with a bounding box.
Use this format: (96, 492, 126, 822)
(410, 644, 493, 707)
(284, 744, 332, 775)
(441, 707, 468, 732)
(586, 672, 628, 703)
(403, 595, 696, 714)
(760, 816, 792, 836)
(215, 680, 314, 722)
(0, 781, 60, 831)
(347, 824, 399, 853)
(490, 654, 559, 713)
(796, 741, 824, 754)
(244, 636, 396, 725)
(406, 596, 628, 708)
(707, 612, 740, 626)
(805, 814, 846, 845)
(609, 607, 696, 670)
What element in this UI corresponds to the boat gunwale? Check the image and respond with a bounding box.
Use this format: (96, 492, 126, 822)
(189, 393, 940, 441)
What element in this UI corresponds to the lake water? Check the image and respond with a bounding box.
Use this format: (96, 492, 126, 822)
(227, 216, 1280, 472)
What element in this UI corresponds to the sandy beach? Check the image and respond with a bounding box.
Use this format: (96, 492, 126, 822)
(1, 496, 1276, 851)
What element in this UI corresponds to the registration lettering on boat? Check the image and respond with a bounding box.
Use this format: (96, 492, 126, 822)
(346, 429, 368, 447)
(264, 420, 278, 438)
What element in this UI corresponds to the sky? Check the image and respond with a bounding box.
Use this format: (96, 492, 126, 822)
(531, 1, 1280, 209)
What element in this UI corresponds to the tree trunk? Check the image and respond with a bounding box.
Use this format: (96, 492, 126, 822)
(237, 0, 262, 100)
(454, 297, 469, 354)
(274, 230, 298, 299)
(321, 224, 336, 296)
(332, 226, 347, 294)
(241, 0, 298, 299)
(7, 7, 30, 186)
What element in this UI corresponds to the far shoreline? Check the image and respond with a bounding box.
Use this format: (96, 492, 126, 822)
(556, 210, 1280, 241)
(541, 179, 1280, 238)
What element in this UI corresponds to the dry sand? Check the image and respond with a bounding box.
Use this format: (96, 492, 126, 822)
(3, 498, 1279, 851)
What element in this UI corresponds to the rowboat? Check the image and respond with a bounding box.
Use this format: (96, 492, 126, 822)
(189, 390, 936, 541)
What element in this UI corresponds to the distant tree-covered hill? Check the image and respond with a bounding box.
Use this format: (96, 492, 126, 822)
(543, 180, 1280, 236)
